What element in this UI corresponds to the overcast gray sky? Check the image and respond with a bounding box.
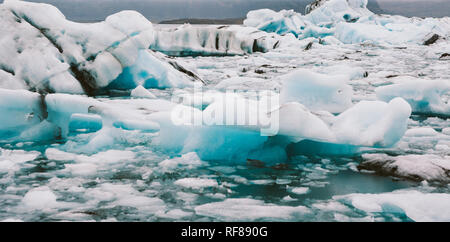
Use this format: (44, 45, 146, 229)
(0, 0, 448, 22)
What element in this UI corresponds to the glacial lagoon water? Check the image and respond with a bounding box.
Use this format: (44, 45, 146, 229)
(1, 46, 449, 221)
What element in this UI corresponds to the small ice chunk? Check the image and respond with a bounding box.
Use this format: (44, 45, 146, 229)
(130, 85, 156, 99)
(64, 163, 98, 176)
(195, 198, 310, 221)
(376, 79, 450, 116)
(158, 152, 205, 172)
(404, 127, 439, 137)
(174, 178, 218, 190)
(443, 128, 450, 135)
(22, 186, 58, 209)
(289, 187, 311, 195)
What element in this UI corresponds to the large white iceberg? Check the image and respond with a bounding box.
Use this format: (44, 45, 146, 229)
(0, 0, 202, 95)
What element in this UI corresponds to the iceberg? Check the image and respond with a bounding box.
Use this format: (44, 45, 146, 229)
(152, 24, 279, 56)
(23, 82, 401, 162)
(0, 0, 202, 95)
(307, 0, 372, 25)
(243, 0, 450, 45)
(107, 49, 199, 90)
(244, 9, 306, 38)
(375, 78, 450, 117)
(331, 98, 412, 147)
(146, 92, 411, 162)
(279, 69, 353, 113)
(46, 93, 161, 137)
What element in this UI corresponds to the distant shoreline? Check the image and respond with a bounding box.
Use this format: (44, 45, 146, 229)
(158, 18, 244, 25)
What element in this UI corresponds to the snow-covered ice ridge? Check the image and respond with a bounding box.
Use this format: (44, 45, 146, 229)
(0, 0, 450, 222)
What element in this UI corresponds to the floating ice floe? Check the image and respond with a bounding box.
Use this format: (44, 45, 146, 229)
(334, 189, 450, 222)
(194, 198, 311, 221)
(174, 177, 219, 190)
(376, 77, 450, 117)
(158, 152, 206, 173)
(360, 153, 450, 182)
(0, 148, 40, 173)
(22, 186, 59, 210)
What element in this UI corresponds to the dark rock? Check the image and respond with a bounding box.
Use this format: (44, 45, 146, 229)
(271, 163, 290, 170)
(168, 60, 205, 84)
(304, 42, 313, 51)
(439, 53, 450, 59)
(69, 65, 98, 96)
(386, 74, 399, 78)
(305, 0, 328, 14)
(252, 39, 266, 53)
(423, 34, 441, 45)
(273, 40, 280, 49)
(254, 69, 265, 74)
(247, 159, 265, 168)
